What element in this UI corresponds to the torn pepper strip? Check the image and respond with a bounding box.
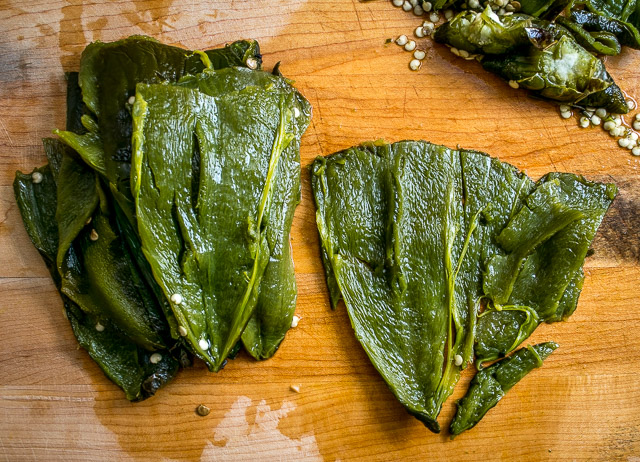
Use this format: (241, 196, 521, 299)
(312, 140, 616, 434)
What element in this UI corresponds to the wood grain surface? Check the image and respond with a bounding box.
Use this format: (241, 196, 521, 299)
(1, 0, 639, 460)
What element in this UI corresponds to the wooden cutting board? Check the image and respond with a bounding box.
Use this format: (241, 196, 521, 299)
(1, 0, 639, 460)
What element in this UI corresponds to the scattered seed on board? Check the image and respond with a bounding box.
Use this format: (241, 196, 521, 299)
(128, 96, 135, 105)
(423, 21, 435, 34)
(632, 147, 640, 156)
(508, 80, 519, 89)
(290, 384, 301, 393)
(579, 116, 590, 128)
(414, 4, 424, 15)
(178, 325, 188, 337)
(404, 40, 417, 51)
(458, 49, 470, 58)
(90, 229, 99, 241)
(291, 315, 300, 328)
(410, 59, 421, 70)
(560, 111, 571, 119)
(196, 404, 210, 417)
(171, 293, 183, 305)
(414, 50, 426, 60)
(392, 0, 403, 6)
(591, 115, 601, 126)
(450, 47, 460, 56)
(619, 138, 630, 148)
(603, 120, 615, 131)
(415, 26, 425, 38)
(31, 172, 43, 184)
(150, 353, 163, 364)
(396, 35, 408, 46)
(423, 1, 433, 11)
(633, 121, 640, 131)
(402, 1, 413, 11)
(429, 12, 440, 22)
(595, 108, 607, 118)
(559, 104, 571, 113)
(95, 322, 105, 332)
(628, 99, 637, 110)
(454, 354, 463, 366)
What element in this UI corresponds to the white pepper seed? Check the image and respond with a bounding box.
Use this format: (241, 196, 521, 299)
(586, 106, 595, 112)
(415, 26, 425, 37)
(444, 9, 454, 19)
(627, 99, 637, 110)
(198, 338, 209, 350)
(508, 80, 519, 89)
(414, 5, 424, 15)
(603, 120, 615, 131)
(450, 47, 461, 56)
(595, 108, 607, 118)
(559, 104, 571, 113)
(293, 107, 301, 118)
(619, 138, 630, 148)
(409, 59, 422, 70)
(633, 121, 640, 131)
(429, 12, 440, 22)
(579, 116, 590, 128)
(392, 0, 403, 6)
(170, 293, 183, 304)
(630, 132, 639, 141)
(414, 49, 426, 60)
(635, 113, 640, 120)
(245, 57, 258, 70)
(423, 1, 433, 11)
(498, 7, 506, 15)
(410, 0, 418, 6)
(615, 117, 623, 126)
(632, 147, 640, 156)
(590, 115, 601, 126)
(31, 171, 43, 184)
(178, 325, 188, 337)
(423, 21, 435, 33)
(560, 111, 572, 119)
(150, 353, 163, 364)
(90, 229, 99, 241)
(403, 1, 413, 11)
(396, 35, 408, 46)
(291, 315, 300, 328)
(95, 322, 105, 332)
(454, 354, 463, 366)
(404, 40, 417, 51)
(469, 0, 480, 7)
(128, 96, 136, 105)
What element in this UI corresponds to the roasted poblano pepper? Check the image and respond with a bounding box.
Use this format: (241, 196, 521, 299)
(312, 140, 615, 433)
(450, 342, 558, 436)
(435, 7, 630, 113)
(14, 156, 178, 402)
(176, 67, 311, 360)
(130, 80, 300, 371)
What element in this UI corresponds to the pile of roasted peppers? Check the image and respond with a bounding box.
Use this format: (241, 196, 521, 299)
(312, 140, 616, 435)
(432, 0, 640, 112)
(14, 36, 311, 401)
